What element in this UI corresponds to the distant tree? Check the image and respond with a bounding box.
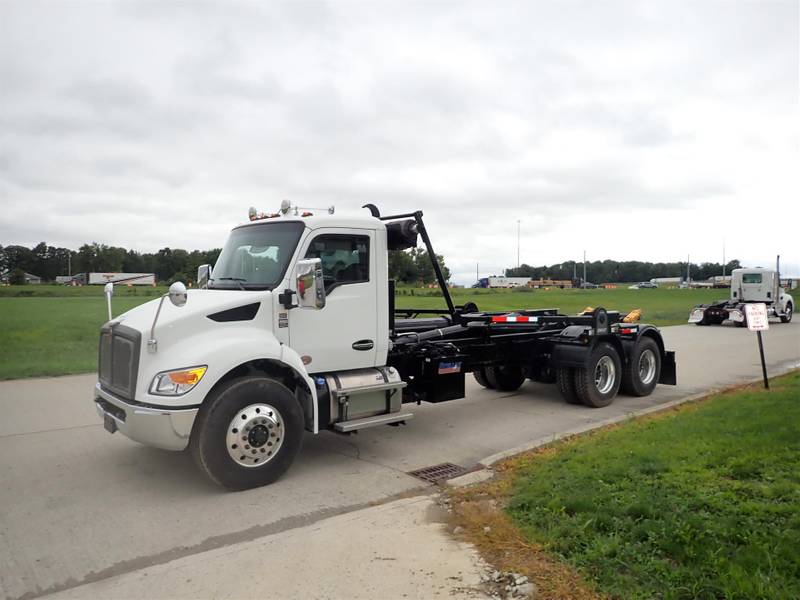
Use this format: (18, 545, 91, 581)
(388, 250, 418, 283)
(9, 268, 26, 285)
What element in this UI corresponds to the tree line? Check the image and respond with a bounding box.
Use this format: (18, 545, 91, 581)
(0, 242, 221, 285)
(505, 259, 742, 284)
(0, 242, 448, 286)
(2, 241, 738, 287)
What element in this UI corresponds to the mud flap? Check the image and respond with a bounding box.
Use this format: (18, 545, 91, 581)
(659, 351, 677, 385)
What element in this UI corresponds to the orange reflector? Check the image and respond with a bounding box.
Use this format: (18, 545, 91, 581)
(168, 367, 207, 386)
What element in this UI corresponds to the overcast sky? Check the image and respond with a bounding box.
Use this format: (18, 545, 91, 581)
(1, 1, 797, 283)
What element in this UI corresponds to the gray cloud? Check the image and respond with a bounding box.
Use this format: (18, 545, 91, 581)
(0, 0, 797, 281)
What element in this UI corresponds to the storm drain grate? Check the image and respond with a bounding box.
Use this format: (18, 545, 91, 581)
(408, 462, 468, 484)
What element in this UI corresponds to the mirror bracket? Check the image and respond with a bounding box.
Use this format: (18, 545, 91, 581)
(278, 289, 298, 309)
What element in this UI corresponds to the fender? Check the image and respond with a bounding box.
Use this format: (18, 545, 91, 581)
(137, 329, 319, 433)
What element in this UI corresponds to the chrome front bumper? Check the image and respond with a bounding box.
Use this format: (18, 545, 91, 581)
(94, 383, 198, 451)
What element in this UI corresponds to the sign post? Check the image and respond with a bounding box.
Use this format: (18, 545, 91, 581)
(744, 303, 770, 390)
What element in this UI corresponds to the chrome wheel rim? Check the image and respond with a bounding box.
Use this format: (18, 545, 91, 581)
(226, 403, 284, 468)
(638, 349, 657, 385)
(594, 355, 616, 395)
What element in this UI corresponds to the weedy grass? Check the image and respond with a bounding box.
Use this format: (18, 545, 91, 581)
(480, 372, 800, 600)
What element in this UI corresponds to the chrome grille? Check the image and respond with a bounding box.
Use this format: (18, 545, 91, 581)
(98, 324, 141, 400)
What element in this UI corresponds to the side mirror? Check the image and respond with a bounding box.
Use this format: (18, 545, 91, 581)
(168, 281, 188, 307)
(296, 258, 326, 309)
(197, 264, 212, 289)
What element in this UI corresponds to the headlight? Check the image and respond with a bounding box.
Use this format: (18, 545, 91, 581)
(150, 366, 207, 396)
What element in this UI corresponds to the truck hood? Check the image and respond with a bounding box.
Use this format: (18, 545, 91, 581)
(110, 289, 271, 336)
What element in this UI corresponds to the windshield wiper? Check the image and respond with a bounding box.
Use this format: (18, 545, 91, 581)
(213, 277, 247, 291)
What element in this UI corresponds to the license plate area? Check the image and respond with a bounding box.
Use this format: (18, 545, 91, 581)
(104, 413, 117, 434)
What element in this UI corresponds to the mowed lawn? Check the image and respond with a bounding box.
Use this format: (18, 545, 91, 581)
(0, 285, 722, 380)
(0, 296, 154, 379)
(506, 371, 800, 599)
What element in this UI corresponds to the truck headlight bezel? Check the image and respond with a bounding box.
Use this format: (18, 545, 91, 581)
(149, 365, 208, 396)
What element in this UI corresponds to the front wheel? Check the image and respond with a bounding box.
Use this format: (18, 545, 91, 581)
(574, 342, 622, 408)
(780, 303, 793, 323)
(190, 376, 304, 490)
(621, 337, 661, 397)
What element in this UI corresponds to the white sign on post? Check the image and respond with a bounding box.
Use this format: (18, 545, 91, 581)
(745, 303, 769, 332)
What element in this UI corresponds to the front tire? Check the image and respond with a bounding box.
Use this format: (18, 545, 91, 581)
(621, 337, 661, 397)
(190, 376, 304, 490)
(781, 303, 793, 323)
(574, 342, 622, 408)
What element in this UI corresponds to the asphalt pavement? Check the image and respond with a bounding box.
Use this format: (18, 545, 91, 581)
(1, 322, 798, 600)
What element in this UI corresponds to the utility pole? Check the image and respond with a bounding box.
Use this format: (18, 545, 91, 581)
(516, 220, 520, 268)
(573, 261, 577, 280)
(686, 254, 690, 284)
(583, 250, 587, 287)
(68, 252, 71, 276)
(722, 240, 726, 279)
(476, 262, 479, 285)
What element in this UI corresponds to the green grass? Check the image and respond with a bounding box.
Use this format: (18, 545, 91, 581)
(507, 372, 800, 599)
(0, 297, 154, 379)
(0, 285, 722, 380)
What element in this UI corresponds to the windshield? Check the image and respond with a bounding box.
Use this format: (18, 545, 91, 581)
(210, 221, 305, 290)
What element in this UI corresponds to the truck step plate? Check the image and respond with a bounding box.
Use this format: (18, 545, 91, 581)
(408, 462, 468, 484)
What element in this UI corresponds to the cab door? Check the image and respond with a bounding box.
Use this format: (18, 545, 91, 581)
(288, 229, 377, 373)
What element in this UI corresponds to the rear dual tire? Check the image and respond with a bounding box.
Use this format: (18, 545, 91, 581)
(621, 337, 660, 397)
(473, 366, 526, 392)
(486, 366, 526, 391)
(573, 342, 622, 408)
(556, 339, 661, 406)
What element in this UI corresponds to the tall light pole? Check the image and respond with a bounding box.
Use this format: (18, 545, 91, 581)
(516, 220, 520, 268)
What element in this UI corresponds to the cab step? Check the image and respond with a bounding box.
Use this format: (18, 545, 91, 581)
(334, 412, 414, 433)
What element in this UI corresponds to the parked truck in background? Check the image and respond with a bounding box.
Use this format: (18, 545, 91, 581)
(689, 262, 793, 326)
(94, 203, 676, 490)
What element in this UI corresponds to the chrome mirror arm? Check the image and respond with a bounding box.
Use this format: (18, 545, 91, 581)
(148, 295, 167, 353)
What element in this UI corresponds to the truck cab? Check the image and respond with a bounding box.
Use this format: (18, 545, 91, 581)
(689, 266, 793, 326)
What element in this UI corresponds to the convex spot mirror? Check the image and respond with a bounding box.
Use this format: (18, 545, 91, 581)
(296, 258, 325, 309)
(169, 281, 188, 307)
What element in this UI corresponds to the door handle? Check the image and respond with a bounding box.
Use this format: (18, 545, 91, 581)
(352, 340, 374, 351)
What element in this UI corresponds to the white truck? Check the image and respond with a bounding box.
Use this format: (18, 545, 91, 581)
(689, 264, 793, 326)
(95, 204, 676, 490)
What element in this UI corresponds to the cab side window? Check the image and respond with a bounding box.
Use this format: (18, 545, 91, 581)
(304, 235, 369, 292)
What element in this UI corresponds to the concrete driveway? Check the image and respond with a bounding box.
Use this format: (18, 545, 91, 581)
(1, 322, 798, 600)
